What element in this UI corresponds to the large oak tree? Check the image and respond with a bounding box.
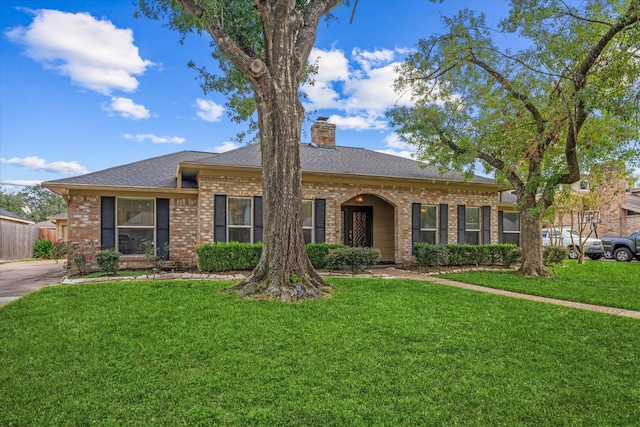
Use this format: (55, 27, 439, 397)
(389, 0, 639, 276)
(138, 0, 343, 300)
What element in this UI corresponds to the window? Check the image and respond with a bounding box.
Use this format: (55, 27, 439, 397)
(465, 206, 481, 245)
(502, 212, 520, 245)
(420, 205, 437, 243)
(302, 200, 314, 244)
(117, 198, 155, 254)
(227, 197, 252, 242)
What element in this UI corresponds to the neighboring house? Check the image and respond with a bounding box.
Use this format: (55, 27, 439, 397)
(42, 118, 520, 268)
(0, 208, 34, 226)
(47, 213, 69, 242)
(0, 208, 36, 261)
(597, 178, 640, 238)
(550, 175, 640, 239)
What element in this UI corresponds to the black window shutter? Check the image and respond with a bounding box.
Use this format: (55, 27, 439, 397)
(482, 205, 491, 244)
(314, 198, 326, 243)
(439, 204, 448, 244)
(254, 196, 263, 243)
(498, 211, 504, 243)
(457, 205, 466, 244)
(100, 196, 115, 250)
(214, 195, 227, 242)
(411, 203, 421, 254)
(156, 198, 170, 260)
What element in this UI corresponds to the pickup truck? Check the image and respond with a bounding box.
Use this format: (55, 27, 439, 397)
(601, 231, 640, 262)
(541, 228, 605, 260)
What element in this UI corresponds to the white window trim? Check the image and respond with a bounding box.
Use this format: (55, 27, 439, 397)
(227, 197, 253, 243)
(502, 211, 521, 244)
(420, 204, 438, 243)
(116, 197, 156, 256)
(465, 206, 481, 244)
(302, 199, 315, 244)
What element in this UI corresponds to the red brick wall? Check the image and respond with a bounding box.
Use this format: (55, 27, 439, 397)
(198, 176, 500, 264)
(66, 194, 199, 271)
(65, 179, 501, 269)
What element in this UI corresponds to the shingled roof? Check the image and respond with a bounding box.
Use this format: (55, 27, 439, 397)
(45, 151, 213, 189)
(43, 143, 496, 189)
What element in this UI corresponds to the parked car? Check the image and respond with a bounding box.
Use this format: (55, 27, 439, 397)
(601, 231, 640, 262)
(542, 228, 605, 260)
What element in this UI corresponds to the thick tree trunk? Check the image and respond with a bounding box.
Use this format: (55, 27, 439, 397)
(226, 91, 331, 300)
(517, 207, 550, 277)
(224, 5, 330, 300)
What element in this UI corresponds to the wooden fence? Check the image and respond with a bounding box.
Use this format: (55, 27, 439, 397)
(0, 222, 40, 261)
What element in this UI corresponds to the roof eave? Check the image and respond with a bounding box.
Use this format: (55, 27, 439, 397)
(42, 182, 199, 196)
(303, 170, 509, 192)
(180, 161, 509, 192)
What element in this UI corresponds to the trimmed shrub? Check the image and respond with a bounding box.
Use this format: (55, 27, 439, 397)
(196, 242, 263, 272)
(33, 239, 53, 259)
(325, 247, 381, 273)
(489, 244, 523, 268)
(197, 242, 348, 272)
(446, 245, 491, 266)
(414, 243, 449, 267)
(305, 243, 345, 268)
(94, 249, 121, 274)
(543, 246, 569, 266)
(414, 243, 522, 268)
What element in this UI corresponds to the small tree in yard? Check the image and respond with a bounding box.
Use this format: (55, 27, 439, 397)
(138, 0, 343, 300)
(546, 187, 600, 264)
(545, 167, 621, 263)
(389, 0, 639, 277)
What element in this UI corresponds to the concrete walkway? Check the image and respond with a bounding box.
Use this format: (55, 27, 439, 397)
(422, 275, 640, 319)
(0, 260, 66, 306)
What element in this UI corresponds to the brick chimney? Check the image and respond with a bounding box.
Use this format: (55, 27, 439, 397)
(311, 116, 336, 147)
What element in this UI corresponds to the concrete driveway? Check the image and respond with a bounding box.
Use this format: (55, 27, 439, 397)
(0, 260, 66, 306)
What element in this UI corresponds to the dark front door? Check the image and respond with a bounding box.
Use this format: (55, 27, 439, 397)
(342, 206, 373, 247)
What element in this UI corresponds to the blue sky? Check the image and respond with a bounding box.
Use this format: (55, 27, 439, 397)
(1, 0, 520, 191)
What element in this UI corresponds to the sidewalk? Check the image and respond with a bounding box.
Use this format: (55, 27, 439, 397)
(422, 275, 640, 319)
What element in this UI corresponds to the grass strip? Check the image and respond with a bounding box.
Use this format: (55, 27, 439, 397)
(436, 260, 640, 311)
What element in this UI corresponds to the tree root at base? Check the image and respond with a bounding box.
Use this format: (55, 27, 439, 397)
(221, 269, 332, 302)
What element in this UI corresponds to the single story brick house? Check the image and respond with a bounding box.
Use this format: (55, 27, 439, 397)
(42, 119, 521, 268)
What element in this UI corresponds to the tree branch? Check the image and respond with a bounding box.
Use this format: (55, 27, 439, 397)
(175, 0, 264, 87)
(296, 0, 342, 74)
(466, 50, 547, 136)
(560, 0, 639, 184)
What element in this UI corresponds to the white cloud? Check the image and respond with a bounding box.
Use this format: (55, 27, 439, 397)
(352, 47, 395, 72)
(304, 48, 351, 110)
(383, 133, 416, 151)
(102, 97, 151, 120)
(375, 133, 417, 159)
(195, 98, 224, 122)
(326, 114, 386, 131)
(375, 149, 415, 160)
(208, 141, 239, 153)
(303, 47, 413, 131)
(0, 156, 89, 174)
(6, 9, 154, 95)
(124, 133, 185, 144)
(1, 180, 43, 187)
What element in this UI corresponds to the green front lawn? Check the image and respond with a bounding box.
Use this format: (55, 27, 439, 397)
(437, 260, 640, 311)
(1, 278, 639, 425)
